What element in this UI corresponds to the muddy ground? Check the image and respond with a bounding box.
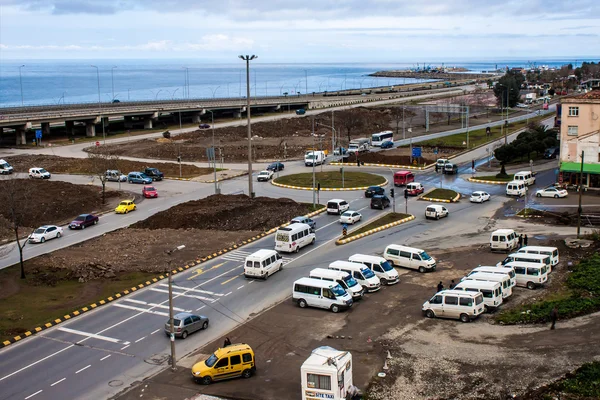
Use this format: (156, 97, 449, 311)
(5, 154, 213, 179)
(117, 236, 600, 400)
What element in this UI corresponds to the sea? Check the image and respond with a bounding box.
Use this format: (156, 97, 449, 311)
(0, 58, 595, 108)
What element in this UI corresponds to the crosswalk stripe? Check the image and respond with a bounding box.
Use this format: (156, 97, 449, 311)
(150, 288, 218, 303)
(123, 298, 191, 312)
(113, 303, 169, 317)
(158, 283, 225, 297)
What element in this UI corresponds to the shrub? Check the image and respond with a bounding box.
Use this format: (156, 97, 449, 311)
(162, 130, 171, 139)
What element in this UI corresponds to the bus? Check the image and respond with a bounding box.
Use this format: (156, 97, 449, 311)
(371, 130, 393, 147)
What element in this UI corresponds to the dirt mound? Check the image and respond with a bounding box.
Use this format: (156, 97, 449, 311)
(132, 194, 310, 231)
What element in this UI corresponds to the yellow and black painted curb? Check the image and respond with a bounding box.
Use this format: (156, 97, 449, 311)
(1, 206, 327, 349)
(271, 178, 388, 191)
(336, 215, 415, 245)
(329, 162, 428, 170)
(468, 177, 509, 185)
(164, 177, 192, 181)
(419, 189, 461, 203)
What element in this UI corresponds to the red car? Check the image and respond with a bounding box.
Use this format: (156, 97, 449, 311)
(142, 185, 158, 198)
(69, 213, 99, 229)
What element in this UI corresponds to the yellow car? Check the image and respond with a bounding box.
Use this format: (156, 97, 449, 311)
(191, 343, 255, 385)
(115, 200, 136, 214)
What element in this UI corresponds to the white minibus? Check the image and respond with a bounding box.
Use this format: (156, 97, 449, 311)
(498, 253, 552, 272)
(454, 280, 503, 311)
(383, 244, 436, 273)
(506, 181, 527, 197)
(514, 171, 536, 186)
(292, 277, 353, 313)
(490, 229, 519, 252)
(422, 290, 485, 322)
(309, 268, 364, 300)
(371, 130, 394, 147)
(348, 254, 399, 285)
(328, 261, 381, 292)
(468, 266, 516, 288)
(462, 272, 513, 298)
(505, 261, 549, 289)
(243, 250, 283, 280)
(517, 246, 559, 267)
(275, 223, 315, 253)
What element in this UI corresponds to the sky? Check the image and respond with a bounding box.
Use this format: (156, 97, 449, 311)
(1, 0, 599, 62)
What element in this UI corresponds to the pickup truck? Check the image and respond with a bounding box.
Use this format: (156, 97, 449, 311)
(144, 167, 164, 181)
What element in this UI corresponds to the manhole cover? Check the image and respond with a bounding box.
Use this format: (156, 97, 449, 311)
(108, 380, 123, 387)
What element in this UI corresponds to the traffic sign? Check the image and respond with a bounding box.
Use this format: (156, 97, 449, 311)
(206, 147, 215, 161)
(412, 147, 422, 158)
(35, 129, 42, 139)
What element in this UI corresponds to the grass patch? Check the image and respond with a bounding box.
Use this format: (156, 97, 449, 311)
(496, 253, 600, 325)
(274, 171, 386, 189)
(473, 174, 514, 182)
(0, 268, 158, 342)
(423, 188, 458, 201)
(344, 212, 411, 240)
(550, 362, 600, 398)
(302, 203, 326, 213)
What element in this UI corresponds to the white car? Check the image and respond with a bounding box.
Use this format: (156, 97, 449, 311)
(28, 167, 51, 179)
(425, 204, 449, 220)
(340, 211, 362, 225)
(257, 170, 274, 182)
(470, 191, 491, 203)
(536, 187, 568, 198)
(28, 225, 63, 243)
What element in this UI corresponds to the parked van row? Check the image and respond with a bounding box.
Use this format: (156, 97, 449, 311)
(505, 170, 535, 197)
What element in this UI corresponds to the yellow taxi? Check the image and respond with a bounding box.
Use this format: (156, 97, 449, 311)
(191, 343, 255, 385)
(115, 200, 136, 214)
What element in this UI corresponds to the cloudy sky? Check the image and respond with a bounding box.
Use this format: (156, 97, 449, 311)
(1, 0, 599, 61)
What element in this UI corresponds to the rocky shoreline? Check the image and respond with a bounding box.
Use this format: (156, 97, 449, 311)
(370, 70, 495, 80)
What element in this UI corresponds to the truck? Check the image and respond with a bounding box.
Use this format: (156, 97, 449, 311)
(305, 151, 326, 167)
(525, 93, 537, 104)
(347, 138, 370, 155)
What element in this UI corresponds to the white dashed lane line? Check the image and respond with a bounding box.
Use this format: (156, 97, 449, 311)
(120, 345, 130, 351)
(150, 329, 161, 335)
(236, 285, 244, 290)
(50, 378, 66, 386)
(24, 390, 43, 399)
(134, 336, 146, 343)
(75, 365, 91, 374)
(100, 355, 111, 361)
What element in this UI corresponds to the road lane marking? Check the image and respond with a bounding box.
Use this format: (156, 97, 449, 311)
(186, 262, 225, 280)
(100, 355, 111, 361)
(134, 337, 146, 343)
(51, 378, 66, 386)
(196, 306, 205, 311)
(112, 303, 169, 317)
(224, 291, 232, 296)
(150, 329, 160, 335)
(160, 284, 224, 296)
(57, 327, 130, 345)
(124, 298, 191, 312)
(150, 288, 217, 303)
(220, 274, 240, 285)
(120, 345, 130, 351)
(75, 365, 91, 374)
(0, 345, 74, 382)
(237, 285, 244, 290)
(24, 390, 43, 399)
(247, 280, 255, 284)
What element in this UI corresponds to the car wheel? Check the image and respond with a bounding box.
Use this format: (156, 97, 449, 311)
(125, 210, 128, 214)
(425, 309, 435, 319)
(41, 237, 45, 243)
(81, 224, 85, 230)
(56, 232, 61, 238)
(330, 304, 340, 313)
(310, 238, 315, 245)
(264, 271, 269, 280)
(435, 214, 439, 220)
(94, 220, 98, 225)
(459, 313, 470, 323)
(536, 193, 541, 197)
(181, 331, 188, 339)
(242, 369, 253, 379)
(554, 194, 559, 198)
(418, 266, 425, 273)
(295, 246, 300, 253)
(202, 321, 209, 330)
(526, 281, 536, 290)
(201, 376, 212, 385)
(298, 299, 307, 308)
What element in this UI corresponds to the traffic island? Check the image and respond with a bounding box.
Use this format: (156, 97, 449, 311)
(272, 171, 387, 191)
(468, 174, 514, 185)
(419, 188, 460, 203)
(336, 212, 414, 245)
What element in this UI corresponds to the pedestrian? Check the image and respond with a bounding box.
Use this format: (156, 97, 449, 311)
(472, 160, 475, 171)
(437, 281, 444, 292)
(435, 164, 439, 173)
(524, 234, 529, 247)
(356, 157, 360, 167)
(449, 280, 456, 289)
(550, 306, 558, 330)
(223, 337, 231, 347)
(518, 234, 523, 248)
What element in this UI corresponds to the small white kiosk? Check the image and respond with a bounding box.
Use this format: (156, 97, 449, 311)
(301, 346, 353, 400)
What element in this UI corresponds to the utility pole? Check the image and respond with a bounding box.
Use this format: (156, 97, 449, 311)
(577, 151, 584, 238)
(178, 111, 182, 178)
(312, 116, 316, 208)
(239, 55, 257, 198)
(208, 110, 218, 194)
(402, 106, 405, 140)
(111, 66, 117, 101)
(18, 65, 25, 106)
(167, 245, 185, 372)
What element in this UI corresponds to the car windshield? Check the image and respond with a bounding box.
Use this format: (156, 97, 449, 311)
(342, 212, 352, 217)
(75, 216, 86, 221)
(39, 169, 48, 173)
(331, 284, 346, 297)
(205, 353, 219, 368)
(361, 267, 375, 279)
(380, 261, 394, 271)
(306, 155, 316, 159)
(119, 202, 128, 206)
(34, 228, 46, 234)
(140, 173, 150, 178)
(146, 187, 156, 191)
(343, 274, 359, 287)
(259, 172, 269, 175)
(419, 251, 432, 261)
(475, 295, 484, 305)
(472, 193, 480, 197)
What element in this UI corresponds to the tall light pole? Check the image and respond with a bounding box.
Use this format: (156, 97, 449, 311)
(111, 66, 117, 101)
(207, 110, 218, 194)
(239, 55, 257, 198)
(166, 244, 186, 372)
(182, 67, 189, 99)
(18, 65, 25, 106)
(91, 65, 106, 144)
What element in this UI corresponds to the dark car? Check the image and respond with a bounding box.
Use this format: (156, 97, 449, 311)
(365, 186, 385, 198)
(164, 312, 209, 339)
(295, 109, 306, 115)
(381, 140, 394, 149)
(267, 162, 285, 172)
(443, 163, 458, 175)
(144, 168, 164, 181)
(544, 147, 559, 159)
(69, 214, 99, 229)
(371, 195, 391, 210)
(199, 123, 211, 129)
(290, 216, 316, 230)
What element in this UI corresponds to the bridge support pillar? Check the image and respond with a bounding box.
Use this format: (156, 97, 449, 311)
(191, 113, 202, 124)
(65, 121, 75, 137)
(15, 125, 27, 145)
(143, 118, 153, 129)
(233, 111, 242, 118)
(41, 122, 51, 138)
(124, 116, 134, 129)
(86, 121, 96, 137)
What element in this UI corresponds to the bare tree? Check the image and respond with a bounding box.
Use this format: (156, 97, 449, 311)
(334, 109, 365, 143)
(88, 153, 119, 204)
(0, 177, 35, 279)
(390, 107, 417, 138)
(430, 112, 446, 125)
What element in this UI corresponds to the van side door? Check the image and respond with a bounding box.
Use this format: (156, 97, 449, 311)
(442, 295, 460, 318)
(385, 248, 400, 265)
(213, 357, 231, 380)
(399, 250, 412, 269)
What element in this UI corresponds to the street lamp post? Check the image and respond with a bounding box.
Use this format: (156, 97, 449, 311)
(304, 69, 308, 95)
(239, 55, 257, 198)
(91, 65, 106, 144)
(166, 244, 186, 372)
(207, 110, 218, 194)
(18, 65, 25, 106)
(111, 66, 117, 101)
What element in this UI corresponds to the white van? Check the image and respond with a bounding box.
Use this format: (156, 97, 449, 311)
(514, 171, 536, 186)
(506, 180, 527, 197)
(383, 244, 436, 273)
(468, 266, 517, 288)
(0, 159, 14, 175)
(462, 272, 513, 298)
(309, 268, 364, 300)
(490, 229, 519, 252)
(327, 199, 350, 215)
(518, 246, 559, 267)
(422, 290, 485, 322)
(28, 167, 51, 179)
(348, 254, 399, 285)
(274, 223, 315, 253)
(454, 280, 503, 311)
(425, 204, 449, 220)
(498, 253, 552, 272)
(243, 249, 283, 280)
(292, 277, 353, 313)
(505, 261, 549, 289)
(328, 261, 381, 292)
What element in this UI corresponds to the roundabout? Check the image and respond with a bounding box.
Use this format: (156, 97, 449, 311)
(272, 171, 387, 191)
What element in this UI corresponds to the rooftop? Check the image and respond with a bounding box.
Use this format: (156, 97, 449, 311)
(562, 88, 600, 103)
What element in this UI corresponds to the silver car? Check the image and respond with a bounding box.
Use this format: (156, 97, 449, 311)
(164, 312, 209, 339)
